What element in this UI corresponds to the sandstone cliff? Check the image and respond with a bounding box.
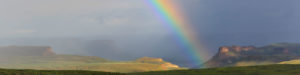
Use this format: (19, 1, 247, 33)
(202, 43, 300, 68)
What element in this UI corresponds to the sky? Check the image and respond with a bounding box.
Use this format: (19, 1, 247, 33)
(181, 0, 300, 51)
(0, 0, 300, 67)
(0, 0, 167, 38)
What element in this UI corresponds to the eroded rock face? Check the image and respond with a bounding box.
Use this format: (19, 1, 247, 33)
(201, 43, 300, 68)
(217, 46, 256, 59)
(203, 45, 258, 68)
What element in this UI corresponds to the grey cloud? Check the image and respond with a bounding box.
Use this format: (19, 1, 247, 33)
(0, 0, 165, 37)
(1, 0, 299, 67)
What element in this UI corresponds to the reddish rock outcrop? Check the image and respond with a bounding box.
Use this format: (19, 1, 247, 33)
(217, 46, 256, 59)
(201, 43, 300, 68)
(203, 45, 257, 68)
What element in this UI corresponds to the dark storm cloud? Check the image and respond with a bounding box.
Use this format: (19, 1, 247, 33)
(179, 0, 300, 55)
(182, 0, 294, 33)
(0, 0, 173, 61)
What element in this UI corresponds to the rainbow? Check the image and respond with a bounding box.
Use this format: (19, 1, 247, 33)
(146, 0, 209, 67)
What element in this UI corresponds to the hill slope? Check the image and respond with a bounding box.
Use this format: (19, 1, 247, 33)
(0, 55, 181, 73)
(131, 64, 300, 75)
(0, 46, 181, 73)
(0, 64, 299, 75)
(279, 59, 300, 64)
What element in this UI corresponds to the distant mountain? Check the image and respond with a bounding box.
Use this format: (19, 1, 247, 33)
(1, 55, 182, 73)
(200, 43, 300, 68)
(0, 46, 55, 56)
(0, 46, 182, 73)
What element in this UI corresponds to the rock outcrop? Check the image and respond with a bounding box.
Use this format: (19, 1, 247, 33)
(203, 46, 256, 67)
(202, 43, 300, 68)
(217, 46, 256, 59)
(136, 57, 180, 69)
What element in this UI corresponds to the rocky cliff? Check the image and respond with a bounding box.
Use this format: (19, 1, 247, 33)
(202, 43, 300, 68)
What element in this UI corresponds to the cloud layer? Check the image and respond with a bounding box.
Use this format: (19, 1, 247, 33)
(0, 0, 168, 38)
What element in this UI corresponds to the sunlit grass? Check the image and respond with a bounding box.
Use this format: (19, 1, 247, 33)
(0, 55, 181, 73)
(0, 64, 299, 75)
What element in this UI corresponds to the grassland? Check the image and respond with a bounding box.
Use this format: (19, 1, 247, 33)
(131, 64, 300, 75)
(0, 64, 299, 75)
(0, 55, 180, 73)
(0, 69, 125, 75)
(280, 59, 300, 64)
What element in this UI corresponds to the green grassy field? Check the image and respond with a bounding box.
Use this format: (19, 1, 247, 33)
(0, 64, 299, 75)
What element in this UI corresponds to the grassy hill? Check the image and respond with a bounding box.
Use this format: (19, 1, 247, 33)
(0, 55, 181, 73)
(279, 59, 300, 64)
(0, 64, 299, 75)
